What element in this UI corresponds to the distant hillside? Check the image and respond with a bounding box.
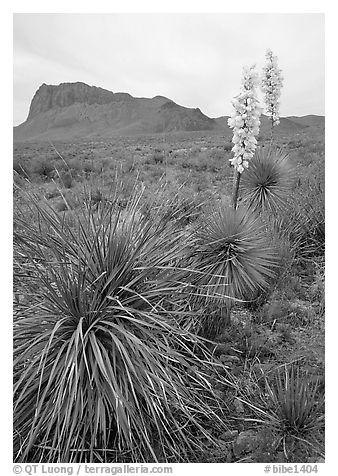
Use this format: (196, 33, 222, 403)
(214, 114, 319, 135)
(286, 115, 325, 128)
(13, 82, 324, 141)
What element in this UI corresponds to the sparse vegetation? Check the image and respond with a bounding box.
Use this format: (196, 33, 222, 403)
(13, 121, 324, 464)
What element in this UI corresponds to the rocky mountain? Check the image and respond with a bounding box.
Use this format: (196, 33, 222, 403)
(14, 82, 216, 141)
(13, 82, 324, 141)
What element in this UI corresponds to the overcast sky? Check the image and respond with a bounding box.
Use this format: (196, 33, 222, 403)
(13, 13, 324, 126)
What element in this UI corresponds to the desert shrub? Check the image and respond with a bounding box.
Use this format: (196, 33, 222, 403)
(223, 142, 233, 152)
(242, 217, 304, 311)
(190, 204, 279, 302)
(160, 193, 203, 227)
(260, 149, 324, 271)
(59, 171, 73, 189)
(274, 186, 324, 264)
(187, 203, 279, 337)
(190, 145, 201, 154)
(123, 156, 137, 173)
(287, 138, 303, 149)
(43, 184, 60, 200)
(152, 149, 164, 164)
(194, 174, 211, 193)
(266, 364, 324, 436)
(31, 158, 55, 179)
(181, 152, 209, 172)
(237, 363, 324, 460)
(240, 147, 295, 215)
(13, 189, 227, 463)
(83, 160, 95, 174)
(91, 188, 104, 205)
(215, 323, 279, 363)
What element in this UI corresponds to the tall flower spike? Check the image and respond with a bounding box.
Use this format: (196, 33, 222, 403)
(262, 49, 283, 129)
(228, 65, 262, 173)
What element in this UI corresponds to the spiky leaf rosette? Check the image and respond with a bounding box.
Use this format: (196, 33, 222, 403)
(267, 365, 325, 437)
(240, 147, 295, 214)
(190, 204, 278, 304)
(238, 363, 324, 454)
(13, 190, 228, 463)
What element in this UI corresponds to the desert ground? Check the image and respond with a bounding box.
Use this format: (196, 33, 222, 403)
(13, 125, 324, 463)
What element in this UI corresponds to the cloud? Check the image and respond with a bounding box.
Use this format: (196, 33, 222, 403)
(13, 13, 324, 125)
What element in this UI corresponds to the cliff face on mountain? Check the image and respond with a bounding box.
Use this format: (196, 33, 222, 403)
(14, 82, 324, 141)
(27, 82, 119, 119)
(15, 82, 217, 141)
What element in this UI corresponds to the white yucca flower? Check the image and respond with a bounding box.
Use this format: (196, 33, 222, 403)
(228, 65, 262, 174)
(262, 49, 283, 127)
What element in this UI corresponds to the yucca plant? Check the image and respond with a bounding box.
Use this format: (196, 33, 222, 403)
(266, 365, 325, 437)
(272, 173, 324, 265)
(13, 189, 229, 463)
(240, 146, 295, 215)
(238, 363, 324, 456)
(188, 203, 278, 336)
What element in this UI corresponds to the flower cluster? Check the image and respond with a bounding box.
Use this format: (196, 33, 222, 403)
(261, 49, 283, 127)
(228, 65, 262, 173)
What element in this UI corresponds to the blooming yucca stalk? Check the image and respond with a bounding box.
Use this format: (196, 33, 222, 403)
(261, 49, 283, 138)
(228, 65, 262, 208)
(13, 189, 228, 463)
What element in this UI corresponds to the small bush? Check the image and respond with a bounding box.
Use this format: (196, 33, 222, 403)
(152, 149, 164, 164)
(240, 363, 324, 448)
(60, 171, 73, 188)
(223, 142, 233, 152)
(265, 364, 324, 437)
(274, 189, 324, 263)
(32, 158, 55, 179)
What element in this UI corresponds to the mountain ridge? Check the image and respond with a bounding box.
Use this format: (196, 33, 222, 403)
(14, 82, 324, 142)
